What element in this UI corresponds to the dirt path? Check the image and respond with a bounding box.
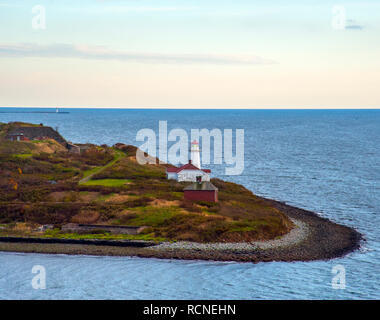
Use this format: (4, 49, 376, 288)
(78, 149, 125, 185)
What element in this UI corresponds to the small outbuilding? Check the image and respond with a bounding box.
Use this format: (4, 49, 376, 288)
(184, 181, 218, 203)
(6, 133, 29, 141)
(5, 125, 67, 145)
(67, 143, 81, 154)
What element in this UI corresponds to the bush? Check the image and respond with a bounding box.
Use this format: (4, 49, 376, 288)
(179, 201, 202, 213)
(124, 197, 152, 208)
(196, 201, 219, 208)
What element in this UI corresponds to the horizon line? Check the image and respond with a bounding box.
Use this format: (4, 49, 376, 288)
(0, 106, 379, 110)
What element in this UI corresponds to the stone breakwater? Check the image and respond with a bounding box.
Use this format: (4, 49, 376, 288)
(151, 218, 308, 252)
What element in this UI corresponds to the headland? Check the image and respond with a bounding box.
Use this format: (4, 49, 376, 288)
(0, 122, 362, 263)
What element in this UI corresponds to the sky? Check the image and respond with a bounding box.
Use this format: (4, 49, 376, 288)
(0, 0, 379, 109)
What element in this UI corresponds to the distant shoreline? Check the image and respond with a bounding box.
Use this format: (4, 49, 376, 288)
(0, 111, 69, 114)
(0, 196, 362, 263)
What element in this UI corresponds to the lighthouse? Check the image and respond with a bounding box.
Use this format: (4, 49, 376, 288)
(190, 140, 201, 169)
(166, 139, 211, 182)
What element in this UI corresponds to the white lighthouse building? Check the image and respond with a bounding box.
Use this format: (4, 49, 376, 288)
(166, 140, 211, 182)
(190, 140, 201, 169)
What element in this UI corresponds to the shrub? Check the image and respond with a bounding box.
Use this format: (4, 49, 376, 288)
(179, 201, 202, 213)
(71, 210, 100, 224)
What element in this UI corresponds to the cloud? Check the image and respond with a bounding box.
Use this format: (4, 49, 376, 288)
(101, 6, 193, 13)
(345, 24, 364, 30)
(0, 3, 20, 7)
(345, 19, 364, 30)
(63, 4, 197, 14)
(0, 43, 276, 65)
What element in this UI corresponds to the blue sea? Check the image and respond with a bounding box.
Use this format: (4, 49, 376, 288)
(0, 108, 379, 299)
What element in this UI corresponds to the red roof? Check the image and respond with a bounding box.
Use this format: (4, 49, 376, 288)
(177, 163, 201, 172)
(166, 163, 211, 174)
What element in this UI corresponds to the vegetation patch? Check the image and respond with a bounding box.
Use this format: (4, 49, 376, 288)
(0, 121, 294, 243)
(82, 179, 131, 187)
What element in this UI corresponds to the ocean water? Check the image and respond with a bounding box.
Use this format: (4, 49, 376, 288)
(0, 108, 379, 299)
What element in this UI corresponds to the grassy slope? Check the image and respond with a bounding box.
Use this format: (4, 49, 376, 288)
(0, 123, 293, 243)
(82, 179, 131, 187)
(79, 149, 125, 184)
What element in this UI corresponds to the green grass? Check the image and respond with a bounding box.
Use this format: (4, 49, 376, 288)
(13, 153, 33, 159)
(82, 166, 101, 179)
(43, 229, 165, 242)
(80, 149, 125, 184)
(82, 179, 131, 187)
(125, 206, 182, 227)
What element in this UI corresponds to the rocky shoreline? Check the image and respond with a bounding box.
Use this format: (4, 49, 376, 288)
(0, 197, 362, 263)
(150, 218, 308, 252)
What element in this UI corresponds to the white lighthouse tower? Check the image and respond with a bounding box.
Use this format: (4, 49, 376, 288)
(190, 140, 201, 169)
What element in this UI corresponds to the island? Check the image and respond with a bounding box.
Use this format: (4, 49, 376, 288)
(0, 122, 362, 263)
